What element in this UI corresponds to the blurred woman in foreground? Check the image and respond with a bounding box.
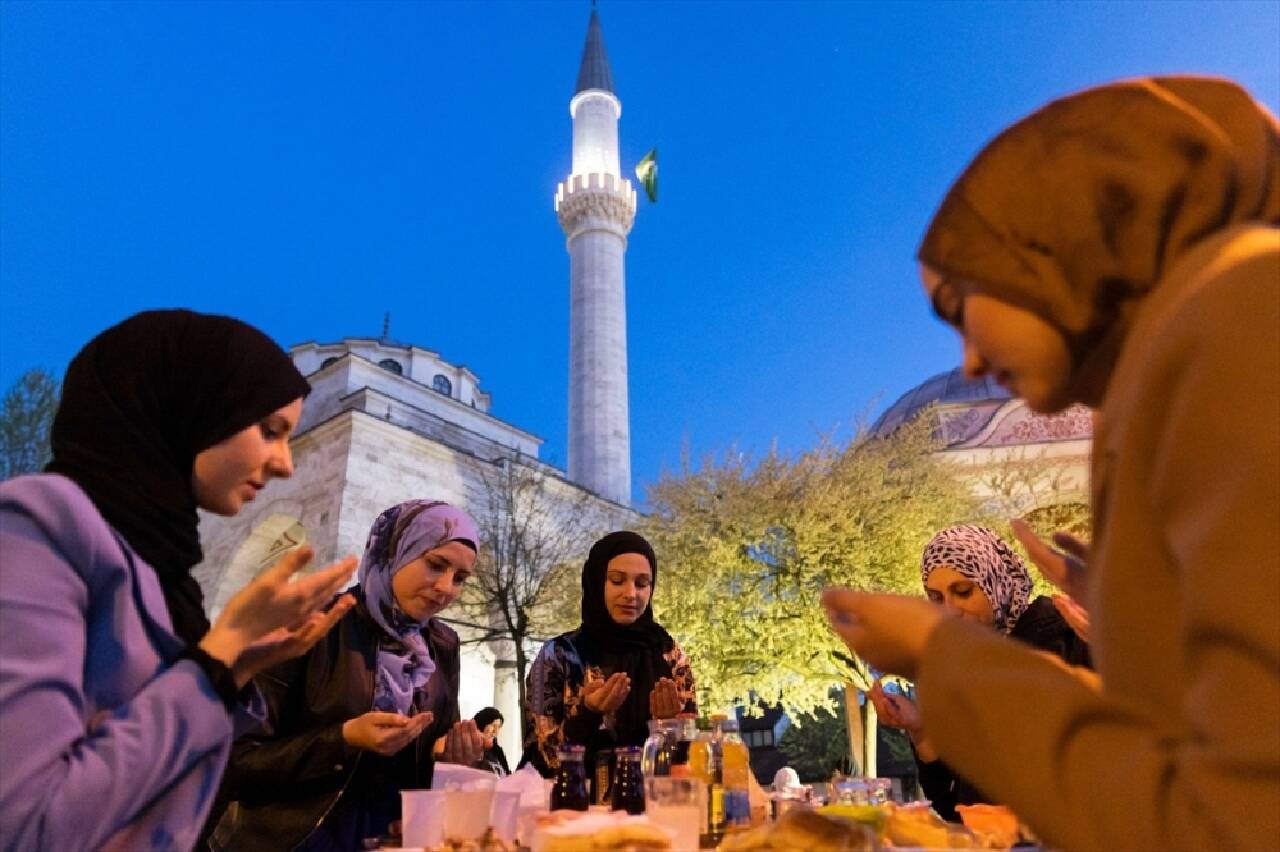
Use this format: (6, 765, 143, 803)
(824, 76, 1279, 850)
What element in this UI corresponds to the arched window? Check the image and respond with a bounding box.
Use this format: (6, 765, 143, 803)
(433, 374, 452, 396)
(320, 356, 340, 370)
(378, 359, 403, 376)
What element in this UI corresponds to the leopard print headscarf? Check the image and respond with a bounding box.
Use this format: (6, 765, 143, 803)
(921, 525, 1032, 634)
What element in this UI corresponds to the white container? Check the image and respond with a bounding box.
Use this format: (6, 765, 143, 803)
(401, 789, 447, 848)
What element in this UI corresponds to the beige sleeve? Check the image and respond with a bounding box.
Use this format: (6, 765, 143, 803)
(917, 250, 1280, 852)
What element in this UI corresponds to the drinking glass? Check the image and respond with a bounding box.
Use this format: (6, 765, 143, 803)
(645, 776, 700, 851)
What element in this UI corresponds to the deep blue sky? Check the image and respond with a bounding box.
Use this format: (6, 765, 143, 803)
(3, 1, 1277, 503)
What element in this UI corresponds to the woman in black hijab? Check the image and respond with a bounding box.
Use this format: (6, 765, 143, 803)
(471, 707, 511, 776)
(0, 309, 356, 851)
(523, 531, 696, 779)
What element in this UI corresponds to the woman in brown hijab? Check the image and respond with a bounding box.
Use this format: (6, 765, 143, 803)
(823, 77, 1279, 851)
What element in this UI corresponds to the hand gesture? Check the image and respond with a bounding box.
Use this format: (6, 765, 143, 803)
(649, 677, 682, 720)
(582, 672, 630, 714)
(1010, 518, 1089, 601)
(231, 594, 356, 685)
(867, 680, 923, 734)
(200, 547, 358, 675)
(1051, 594, 1091, 643)
(821, 589, 946, 680)
(343, 710, 435, 757)
(436, 719, 486, 765)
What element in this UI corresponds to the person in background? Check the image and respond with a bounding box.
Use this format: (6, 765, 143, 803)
(214, 500, 486, 852)
(869, 524, 1090, 821)
(0, 310, 357, 852)
(824, 76, 1279, 850)
(471, 707, 511, 776)
(523, 531, 696, 778)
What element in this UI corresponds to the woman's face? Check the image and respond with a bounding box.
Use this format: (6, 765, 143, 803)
(391, 540, 477, 621)
(191, 398, 303, 516)
(603, 552, 653, 625)
(482, 718, 502, 745)
(924, 565, 995, 627)
(922, 266, 1075, 413)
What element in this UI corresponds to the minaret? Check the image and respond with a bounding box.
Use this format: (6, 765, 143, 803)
(556, 9, 636, 506)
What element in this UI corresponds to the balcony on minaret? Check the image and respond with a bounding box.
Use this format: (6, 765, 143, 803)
(554, 171, 637, 241)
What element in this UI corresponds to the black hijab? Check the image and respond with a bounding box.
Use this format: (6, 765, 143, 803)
(577, 531, 675, 745)
(45, 309, 310, 647)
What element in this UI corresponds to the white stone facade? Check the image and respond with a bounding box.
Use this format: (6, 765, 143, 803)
(194, 340, 635, 767)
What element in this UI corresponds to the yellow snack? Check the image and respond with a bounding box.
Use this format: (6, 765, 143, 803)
(816, 803, 890, 833)
(884, 802, 977, 849)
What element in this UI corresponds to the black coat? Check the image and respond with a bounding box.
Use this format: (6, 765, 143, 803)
(210, 594, 461, 852)
(916, 595, 1091, 821)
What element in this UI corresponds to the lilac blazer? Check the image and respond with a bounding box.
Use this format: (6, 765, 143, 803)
(0, 474, 264, 852)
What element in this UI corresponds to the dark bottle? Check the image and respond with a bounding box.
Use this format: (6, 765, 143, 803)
(551, 745, 589, 811)
(611, 747, 646, 815)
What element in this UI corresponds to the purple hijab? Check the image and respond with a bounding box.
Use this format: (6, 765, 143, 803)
(357, 500, 479, 715)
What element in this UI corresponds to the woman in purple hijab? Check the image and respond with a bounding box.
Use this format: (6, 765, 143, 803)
(215, 499, 488, 852)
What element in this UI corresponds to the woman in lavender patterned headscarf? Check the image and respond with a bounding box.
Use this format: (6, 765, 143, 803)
(867, 524, 1091, 823)
(217, 500, 489, 852)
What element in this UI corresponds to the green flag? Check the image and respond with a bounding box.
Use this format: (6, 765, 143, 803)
(634, 147, 658, 203)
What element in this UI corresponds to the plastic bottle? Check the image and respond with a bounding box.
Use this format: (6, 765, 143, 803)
(717, 716, 752, 832)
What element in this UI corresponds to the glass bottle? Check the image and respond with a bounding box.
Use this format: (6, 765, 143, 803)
(551, 745, 589, 811)
(611, 746, 646, 815)
(689, 718, 725, 847)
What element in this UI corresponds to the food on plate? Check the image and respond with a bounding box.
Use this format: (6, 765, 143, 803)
(954, 804, 1020, 849)
(884, 802, 977, 849)
(423, 827, 518, 851)
(538, 821, 672, 851)
(718, 807, 876, 850)
(817, 802, 890, 835)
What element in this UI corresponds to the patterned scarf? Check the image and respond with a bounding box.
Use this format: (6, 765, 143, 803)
(921, 525, 1032, 634)
(357, 500, 479, 714)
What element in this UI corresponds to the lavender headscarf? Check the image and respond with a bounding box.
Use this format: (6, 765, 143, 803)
(357, 500, 479, 715)
(921, 525, 1032, 634)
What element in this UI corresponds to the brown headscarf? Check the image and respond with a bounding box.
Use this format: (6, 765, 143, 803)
(918, 76, 1280, 404)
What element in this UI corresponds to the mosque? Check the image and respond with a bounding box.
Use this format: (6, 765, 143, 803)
(871, 367, 1093, 522)
(192, 10, 1093, 769)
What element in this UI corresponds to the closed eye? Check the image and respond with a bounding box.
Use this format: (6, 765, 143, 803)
(930, 281, 965, 328)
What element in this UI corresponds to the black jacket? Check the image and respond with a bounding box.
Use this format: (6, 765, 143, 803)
(210, 593, 461, 852)
(916, 595, 1091, 821)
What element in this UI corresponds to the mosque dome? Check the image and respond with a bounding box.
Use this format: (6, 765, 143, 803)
(872, 368, 1010, 439)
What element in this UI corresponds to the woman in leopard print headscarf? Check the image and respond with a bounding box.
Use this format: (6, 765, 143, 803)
(920, 524, 1033, 635)
(869, 523, 1090, 822)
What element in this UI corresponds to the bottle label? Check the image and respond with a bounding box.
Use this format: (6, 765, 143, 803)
(594, 761, 611, 805)
(724, 790, 751, 828)
(707, 785, 725, 833)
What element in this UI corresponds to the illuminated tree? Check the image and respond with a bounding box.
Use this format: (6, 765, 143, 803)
(642, 415, 980, 769)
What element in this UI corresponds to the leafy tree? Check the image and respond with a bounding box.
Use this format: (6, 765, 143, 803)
(0, 368, 59, 481)
(642, 414, 981, 770)
(445, 453, 624, 735)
